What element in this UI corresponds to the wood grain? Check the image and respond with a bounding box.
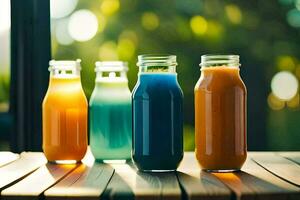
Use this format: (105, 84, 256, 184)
(250, 152, 300, 187)
(0, 152, 19, 168)
(103, 162, 181, 200)
(278, 152, 300, 165)
(242, 156, 300, 200)
(0, 151, 299, 200)
(0, 152, 47, 191)
(177, 152, 231, 200)
(1, 163, 78, 200)
(44, 163, 114, 200)
(211, 153, 300, 200)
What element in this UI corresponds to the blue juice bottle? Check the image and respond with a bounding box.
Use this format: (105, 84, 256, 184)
(90, 61, 132, 162)
(132, 55, 184, 171)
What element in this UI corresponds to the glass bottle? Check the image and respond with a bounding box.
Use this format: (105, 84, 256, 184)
(132, 54, 184, 171)
(194, 55, 247, 172)
(90, 61, 132, 162)
(42, 59, 88, 163)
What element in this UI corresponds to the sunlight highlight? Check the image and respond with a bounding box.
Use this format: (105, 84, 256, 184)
(55, 160, 77, 164)
(0, 0, 10, 33)
(50, 0, 78, 19)
(141, 12, 160, 31)
(98, 41, 118, 60)
(117, 38, 136, 60)
(267, 93, 285, 110)
(101, 0, 120, 16)
(225, 4, 242, 24)
(190, 15, 207, 35)
(68, 10, 98, 42)
(55, 18, 74, 45)
(287, 93, 299, 108)
(271, 71, 298, 101)
(277, 55, 295, 71)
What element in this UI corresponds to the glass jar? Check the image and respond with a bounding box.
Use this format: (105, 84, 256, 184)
(194, 55, 247, 172)
(42, 59, 88, 163)
(132, 54, 184, 171)
(89, 61, 132, 162)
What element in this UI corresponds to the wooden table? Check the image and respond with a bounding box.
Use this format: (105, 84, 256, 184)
(0, 151, 299, 200)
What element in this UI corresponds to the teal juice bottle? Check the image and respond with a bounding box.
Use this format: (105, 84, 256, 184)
(90, 61, 132, 162)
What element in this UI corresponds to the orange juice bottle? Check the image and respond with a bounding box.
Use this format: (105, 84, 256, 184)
(194, 55, 247, 172)
(42, 59, 88, 163)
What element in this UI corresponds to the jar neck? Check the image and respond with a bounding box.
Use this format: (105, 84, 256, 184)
(49, 69, 82, 87)
(95, 61, 129, 81)
(201, 66, 240, 77)
(200, 55, 240, 69)
(96, 71, 128, 79)
(50, 70, 81, 77)
(138, 66, 176, 73)
(49, 75, 82, 89)
(49, 59, 81, 77)
(137, 54, 177, 73)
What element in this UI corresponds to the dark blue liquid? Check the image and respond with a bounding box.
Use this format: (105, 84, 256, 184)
(132, 73, 183, 171)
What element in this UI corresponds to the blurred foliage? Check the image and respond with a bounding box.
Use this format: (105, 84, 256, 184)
(0, 73, 10, 112)
(1, 0, 300, 150)
(51, 0, 300, 150)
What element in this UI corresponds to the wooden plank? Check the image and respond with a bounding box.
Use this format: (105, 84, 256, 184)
(103, 162, 181, 200)
(101, 170, 134, 200)
(0, 152, 47, 190)
(205, 152, 300, 200)
(213, 171, 288, 200)
(278, 152, 300, 165)
(177, 152, 231, 200)
(44, 163, 114, 200)
(250, 152, 300, 187)
(1, 163, 78, 200)
(242, 156, 300, 200)
(0, 152, 19, 167)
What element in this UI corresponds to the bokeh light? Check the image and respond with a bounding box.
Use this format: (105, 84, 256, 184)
(295, 65, 300, 78)
(55, 18, 74, 45)
(119, 30, 138, 45)
(206, 21, 223, 41)
(50, 0, 78, 19)
(296, 0, 300, 10)
(271, 71, 298, 101)
(141, 12, 160, 31)
(68, 10, 98, 42)
(0, 0, 10, 33)
(287, 9, 300, 28)
(98, 41, 118, 60)
(287, 93, 299, 108)
(268, 93, 285, 110)
(117, 38, 136, 60)
(190, 16, 207, 35)
(97, 14, 107, 33)
(276, 55, 296, 71)
(101, 0, 120, 16)
(225, 4, 242, 24)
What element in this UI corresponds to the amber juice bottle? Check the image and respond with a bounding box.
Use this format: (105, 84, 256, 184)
(194, 55, 247, 172)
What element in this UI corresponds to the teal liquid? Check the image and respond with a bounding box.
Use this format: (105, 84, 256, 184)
(89, 80, 132, 161)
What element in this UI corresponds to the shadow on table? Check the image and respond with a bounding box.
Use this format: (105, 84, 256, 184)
(101, 172, 134, 200)
(101, 161, 135, 200)
(176, 171, 232, 200)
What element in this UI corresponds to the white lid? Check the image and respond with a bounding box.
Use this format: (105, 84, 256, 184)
(95, 61, 128, 72)
(49, 59, 81, 70)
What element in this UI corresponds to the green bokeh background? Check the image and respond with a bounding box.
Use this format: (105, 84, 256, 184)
(1, 0, 300, 150)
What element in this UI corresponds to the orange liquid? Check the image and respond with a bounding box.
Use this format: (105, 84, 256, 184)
(42, 75, 88, 162)
(194, 66, 247, 170)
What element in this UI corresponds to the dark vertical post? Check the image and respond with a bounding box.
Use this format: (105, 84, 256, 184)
(10, 0, 51, 152)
